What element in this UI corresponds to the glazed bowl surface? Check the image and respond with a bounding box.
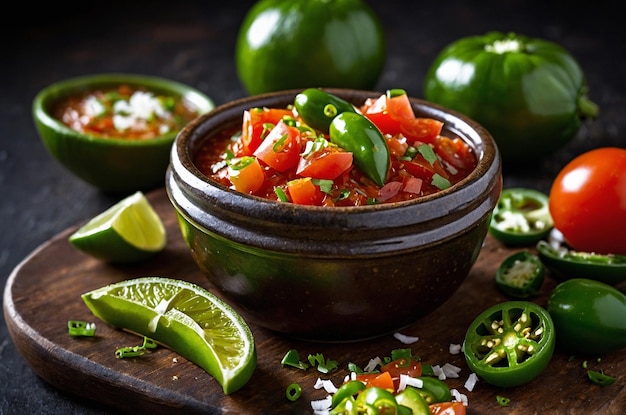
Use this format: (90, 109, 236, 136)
(166, 88, 501, 341)
(33, 73, 214, 193)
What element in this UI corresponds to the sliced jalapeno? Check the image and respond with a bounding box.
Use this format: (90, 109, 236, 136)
(489, 188, 553, 246)
(414, 377, 452, 404)
(294, 88, 357, 133)
(496, 251, 545, 299)
(463, 301, 555, 388)
(395, 386, 430, 415)
(355, 387, 399, 414)
(331, 380, 366, 409)
(537, 230, 626, 285)
(330, 112, 390, 186)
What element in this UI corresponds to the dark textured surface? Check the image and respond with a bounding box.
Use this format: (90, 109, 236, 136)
(1, 1, 624, 414)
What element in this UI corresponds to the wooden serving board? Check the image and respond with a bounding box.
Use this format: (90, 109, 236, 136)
(4, 188, 625, 414)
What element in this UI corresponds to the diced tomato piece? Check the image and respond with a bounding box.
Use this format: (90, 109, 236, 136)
(400, 118, 443, 145)
(435, 135, 475, 170)
(385, 135, 409, 158)
(228, 156, 264, 194)
(241, 107, 294, 156)
(253, 120, 301, 172)
(429, 401, 467, 415)
(296, 149, 353, 180)
(402, 154, 449, 181)
(286, 177, 324, 205)
(355, 371, 395, 392)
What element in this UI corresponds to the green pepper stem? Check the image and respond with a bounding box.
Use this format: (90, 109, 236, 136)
(578, 95, 599, 119)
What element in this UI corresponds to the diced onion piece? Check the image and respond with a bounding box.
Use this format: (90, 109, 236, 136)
(314, 378, 338, 393)
(449, 343, 462, 354)
(398, 374, 423, 392)
(364, 357, 382, 372)
(464, 372, 479, 392)
(311, 395, 332, 412)
(393, 332, 419, 344)
(442, 362, 462, 378)
(451, 388, 469, 406)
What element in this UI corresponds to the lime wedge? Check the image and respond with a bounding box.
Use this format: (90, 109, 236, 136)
(82, 276, 257, 394)
(68, 191, 166, 263)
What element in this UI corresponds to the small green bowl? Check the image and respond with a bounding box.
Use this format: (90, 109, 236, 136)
(33, 73, 215, 193)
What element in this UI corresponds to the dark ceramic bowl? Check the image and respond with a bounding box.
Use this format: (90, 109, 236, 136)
(166, 88, 502, 342)
(33, 73, 214, 193)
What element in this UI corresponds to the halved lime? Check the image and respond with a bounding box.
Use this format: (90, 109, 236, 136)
(82, 276, 257, 394)
(68, 191, 166, 263)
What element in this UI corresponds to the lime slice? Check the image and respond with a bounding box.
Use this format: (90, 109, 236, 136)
(82, 276, 257, 394)
(68, 191, 166, 263)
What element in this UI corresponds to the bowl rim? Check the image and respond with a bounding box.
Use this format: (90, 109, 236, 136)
(32, 73, 215, 147)
(170, 87, 501, 215)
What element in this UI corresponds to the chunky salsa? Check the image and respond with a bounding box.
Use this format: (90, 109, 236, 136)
(52, 84, 201, 140)
(195, 89, 477, 207)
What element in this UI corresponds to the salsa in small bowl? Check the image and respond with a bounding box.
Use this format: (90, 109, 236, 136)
(33, 73, 214, 193)
(166, 88, 502, 341)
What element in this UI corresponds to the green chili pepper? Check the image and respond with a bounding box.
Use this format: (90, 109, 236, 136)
(331, 380, 366, 409)
(285, 383, 302, 401)
(355, 387, 399, 414)
(329, 112, 390, 186)
(495, 251, 545, 299)
(68, 320, 96, 337)
(414, 377, 452, 404)
(489, 188, 553, 246)
(424, 31, 598, 162)
(395, 386, 430, 415)
(537, 239, 626, 285)
(587, 370, 616, 386)
(294, 88, 357, 133)
(547, 278, 626, 355)
(463, 301, 555, 387)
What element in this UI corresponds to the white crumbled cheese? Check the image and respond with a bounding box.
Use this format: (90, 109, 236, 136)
(364, 357, 382, 372)
(464, 372, 479, 392)
(451, 388, 469, 406)
(112, 91, 171, 132)
(311, 395, 332, 413)
(393, 332, 419, 344)
(449, 343, 462, 355)
(314, 378, 338, 394)
(398, 374, 423, 392)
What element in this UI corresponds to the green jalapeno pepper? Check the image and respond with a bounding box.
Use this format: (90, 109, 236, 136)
(489, 188, 553, 246)
(329, 111, 390, 186)
(547, 278, 626, 355)
(395, 386, 430, 415)
(331, 380, 366, 409)
(463, 301, 555, 387)
(355, 386, 399, 414)
(294, 88, 357, 133)
(537, 237, 626, 286)
(414, 377, 451, 404)
(495, 251, 545, 299)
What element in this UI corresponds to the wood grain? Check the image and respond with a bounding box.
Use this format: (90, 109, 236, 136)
(4, 188, 625, 414)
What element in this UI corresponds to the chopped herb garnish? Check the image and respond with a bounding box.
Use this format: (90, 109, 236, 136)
(417, 143, 437, 165)
(308, 353, 338, 374)
(281, 349, 309, 370)
(275, 187, 289, 202)
(68, 320, 96, 337)
(432, 173, 451, 190)
(115, 336, 158, 359)
(313, 179, 333, 194)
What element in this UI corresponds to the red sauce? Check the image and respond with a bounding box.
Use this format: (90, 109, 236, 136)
(195, 93, 477, 207)
(52, 84, 201, 140)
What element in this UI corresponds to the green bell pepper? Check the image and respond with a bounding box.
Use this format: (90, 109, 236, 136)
(547, 278, 626, 355)
(463, 301, 555, 387)
(495, 251, 545, 299)
(294, 88, 357, 133)
(489, 188, 553, 246)
(329, 111, 390, 187)
(424, 32, 598, 162)
(537, 239, 626, 286)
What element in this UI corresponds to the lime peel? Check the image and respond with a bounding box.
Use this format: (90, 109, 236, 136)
(82, 276, 256, 394)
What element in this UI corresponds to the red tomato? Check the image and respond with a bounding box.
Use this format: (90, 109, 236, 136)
(549, 147, 626, 255)
(228, 157, 264, 194)
(296, 149, 353, 179)
(355, 371, 395, 391)
(362, 93, 443, 144)
(435, 136, 475, 170)
(429, 401, 466, 415)
(240, 108, 294, 155)
(253, 121, 301, 172)
(286, 177, 324, 205)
